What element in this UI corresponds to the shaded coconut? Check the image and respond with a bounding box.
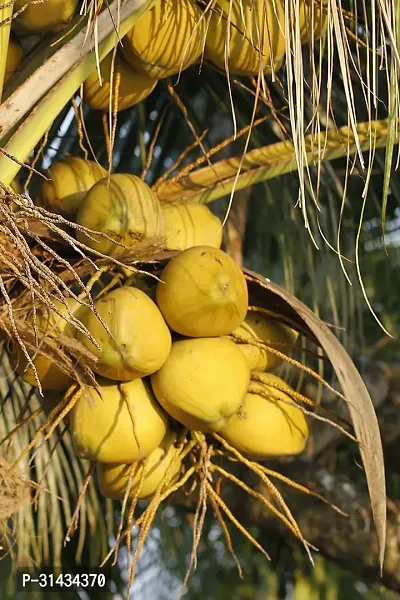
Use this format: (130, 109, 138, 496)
(83, 51, 157, 111)
(39, 156, 106, 219)
(10, 297, 81, 390)
(122, 0, 205, 79)
(151, 337, 250, 432)
(5, 37, 22, 84)
(70, 377, 167, 464)
(220, 372, 309, 460)
(76, 286, 171, 381)
(299, 0, 327, 44)
(161, 201, 222, 251)
(97, 431, 181, 500)
(232, 312, 299, 371)
(205, 0, 286, 75)
(76, 173, 164, 256)
(156, 246, 248, 337)
(12, 0, 78, 33)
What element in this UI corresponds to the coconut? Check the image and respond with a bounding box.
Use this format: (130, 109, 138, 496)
(122, 0, 205, 79)
(299, 0, 327, 44)
(5, 37, 22, 84)
(83, 51, 157, 112)
(10, 297, 81, 390)
(97, 431, 181, 500)
(156, 246, 248, 337)
(70, 377, 167, 464)
(161, 201, 222, 251)
(76, 173, 164, 256)
(76, 286, 171, 381)
(12, 0, 78, 34)
(220, 372, 309, 460)
(232, 312, 299, 371)
(151, 337, 250, 432)
(39, 157, 106, 219)
(205, 0, 286, 76)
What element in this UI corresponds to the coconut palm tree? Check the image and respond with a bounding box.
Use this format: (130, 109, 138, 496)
(0, 0, 399, 598)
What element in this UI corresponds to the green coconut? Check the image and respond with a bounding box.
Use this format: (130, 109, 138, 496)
(151, 337, 250, 432)
(70, 377, 167, 464)
(75, 173, 164, 256)
(97, 431, 181, 500)
(75, 286, 171, 381)
(156, 246, 248, 337)
(220, 372, 309, 460)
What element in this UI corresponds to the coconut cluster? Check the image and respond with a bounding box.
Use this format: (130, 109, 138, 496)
(8, 185, 309, 502)
(5, 0, 327, 114)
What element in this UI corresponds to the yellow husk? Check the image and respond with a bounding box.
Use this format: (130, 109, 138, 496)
(151, 337, 250, 432)
(76, 286, 171, 381)
(76, 173, 164, 255)
(122, 0, 205, 79)
(97, 431, 181, 500)
(205, 0, 286, 75)
(156, 246, 248, 337)
(160, 201, 223, 250)
(232, 312, 299, 371)
(70, 377, 168, 463)
(10, 297, 81, 390)
(299, 0, 328, 44)
(220, 373, 309, 460)
(38, 156, 107, 219)
(12, 0, 78, 33)
(4, 37, 22, 85)
(83, 51, 157, 111)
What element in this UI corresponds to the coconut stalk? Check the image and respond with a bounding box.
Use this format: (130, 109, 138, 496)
(155, 118, 399, 205)
(0, 0, 13, 101)
(0, 0, 156, 186)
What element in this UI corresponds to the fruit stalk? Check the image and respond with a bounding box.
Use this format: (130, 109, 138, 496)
(0, 0, 13, 101)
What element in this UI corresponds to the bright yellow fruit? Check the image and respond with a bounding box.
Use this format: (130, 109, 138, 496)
(151, 337, 250, 432)
(76, 173, 164, 256)
(299, 0, 328, 44)
(12, 0, 78, 33)
(220, 372, 309, 460)
(205, 0, 286, 75)
(161, 201, 222, 251)
(122, 0, 205, 79)
(70, 377, 167, 464)
(232, 312, 299, 371)
(83, 51, 157, 111)
(39, 156, 106, 219)
(97, 431, 181, 500)
(76, 286, 171, 381)
(5, 37, 22, 84)
(156, 246, 248, 337)
(10, 297, 81, 390)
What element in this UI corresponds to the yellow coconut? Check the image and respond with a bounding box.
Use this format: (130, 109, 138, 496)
(83, 51, 157, 112)
(76, 173, 164, 256)
(220, 372, 309, 460)
(97, 431, 181, 500)
(76, 286, 171, 381)
(70, 377, 167, 464)
(122, 0, 205, 79)
(232, 312, 299, 371)
(161, 201, 222, 251)
(5, 37, 22, 84)
(151, 337, 250, 432)
(12, 0, 78, 34)
(205, 0, 286, 76)
(10, 297, 81, 390)
(156, 246, 248, 337)
(39, 156, 106, 219)
(299, 0, 328, 44)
